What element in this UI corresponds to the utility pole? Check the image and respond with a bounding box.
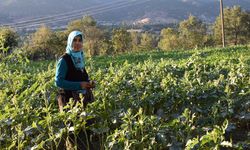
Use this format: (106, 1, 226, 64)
(220, 0, 225, 47)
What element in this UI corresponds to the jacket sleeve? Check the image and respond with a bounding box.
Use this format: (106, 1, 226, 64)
(55, 58, 82, 90)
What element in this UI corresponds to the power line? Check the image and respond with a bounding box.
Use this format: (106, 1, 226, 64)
(15, 0, 151, 29)
(12, 0, 134, 28)
(3, 0, 151, 30)
(2, 0, 127, 26)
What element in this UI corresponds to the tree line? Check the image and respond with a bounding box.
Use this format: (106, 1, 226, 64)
(0, 6, 250, 60)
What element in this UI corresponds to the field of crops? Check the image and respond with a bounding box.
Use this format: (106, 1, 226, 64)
(0, 46, 249, 149)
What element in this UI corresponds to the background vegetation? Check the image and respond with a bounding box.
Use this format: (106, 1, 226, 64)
(0, 6, 249, 60)
(0, 5, 249, 150)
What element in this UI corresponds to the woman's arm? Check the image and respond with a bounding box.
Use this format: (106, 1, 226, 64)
(55, 58, 82, 90)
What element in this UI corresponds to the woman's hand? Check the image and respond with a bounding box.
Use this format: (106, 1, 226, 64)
(89, 80, 96, 88)
(80, 82, 91, 89)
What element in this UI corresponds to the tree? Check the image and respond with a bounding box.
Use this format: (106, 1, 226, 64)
(158, 28, 180, 50)
(67, 16, 103, 56)
(24, 25, 56, 60)
(214, 6, 250, 45)
(179, 15, 207, 49)
(67, 19, 84, 33)
(0, 27, 19, 53)
(67, 16, 97, 33)
(83, 27, 103, 56)
(0, 35, 9, 55)
(140, 32, 157, 51)
(81, 16, 97, 27)
(112, 28, 132, 54)
(99, 38, 113, 55)
(53, 31, 68, 57)
(97, 30, 113, 55)
(130, 32, 141, 51)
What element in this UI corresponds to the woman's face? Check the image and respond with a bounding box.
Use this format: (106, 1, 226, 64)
(72, 36, 83, 51)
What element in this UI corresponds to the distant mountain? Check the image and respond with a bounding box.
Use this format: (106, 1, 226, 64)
(94, 0, 250, 23)
(0, 0, 249, 29)
(0, 0, 104, 21)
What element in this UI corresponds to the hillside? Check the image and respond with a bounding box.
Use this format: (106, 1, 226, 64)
(0, 0, 249, 27)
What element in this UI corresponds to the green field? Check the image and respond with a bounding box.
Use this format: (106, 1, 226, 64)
(0, 46, 249, 149)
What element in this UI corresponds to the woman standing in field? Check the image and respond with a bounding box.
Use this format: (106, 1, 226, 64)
(55, 30, 96, 149)
(55, 30, 95, 111)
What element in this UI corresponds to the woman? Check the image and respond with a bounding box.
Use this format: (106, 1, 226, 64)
(55, 31, 96, 149)
(55, 30, 95, 112)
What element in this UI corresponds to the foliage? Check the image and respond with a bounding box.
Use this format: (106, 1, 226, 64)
(112, 28, 132, 54)
(24, 25, 60, 60)
(0, 46, 249, 149)
(0, 35, 9, 55)
(214, 6, 250, 46)
(158, 15, 207, 50)
(52, 31, 68, 57)
(186, 120, 231, 150)
(67, 16, 104, 57)
(179, 15, 207, 49)
(140, 32, 158, 51)
(0, 27, 19, 53)
(4, 8, 250, 60)
(83, 26, 103, 56)
(98, 38, 114, 56)
(158, 28, 180, 50)
(67, 16, 97, 33)
(130, 31, 141, 51)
